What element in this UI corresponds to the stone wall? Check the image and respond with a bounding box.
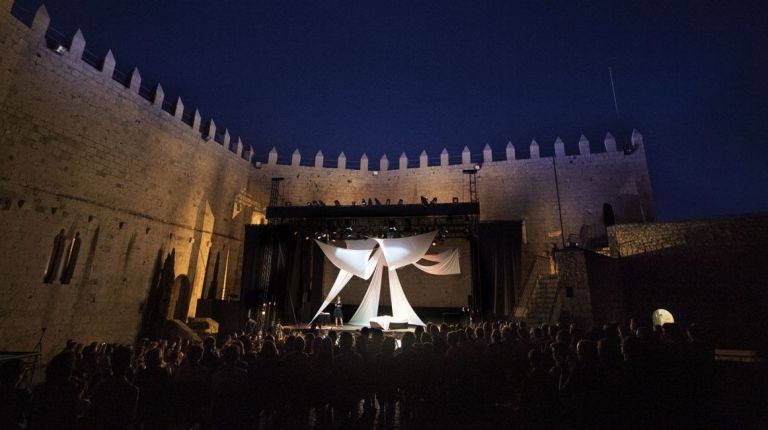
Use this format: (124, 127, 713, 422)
(606, 215, 768, 350)
(0, 4, 263, 360)
(250, 137, 654, 258)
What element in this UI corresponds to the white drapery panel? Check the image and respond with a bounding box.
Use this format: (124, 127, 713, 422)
(315, 240, 374, 278)
(387, 268, 426, 326)
(414, 248, 461, 275)
(309, 269, 353, 323)
(312, 231, 455, 328)
(348, 254, 385, 326)
(374, 231, 436, 269)
(345, 238, 378, 250)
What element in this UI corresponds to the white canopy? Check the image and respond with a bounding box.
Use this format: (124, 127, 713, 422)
(311, 231, 459, 327)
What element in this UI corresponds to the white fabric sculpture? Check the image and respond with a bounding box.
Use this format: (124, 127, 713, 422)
(311, 231, 460, 327)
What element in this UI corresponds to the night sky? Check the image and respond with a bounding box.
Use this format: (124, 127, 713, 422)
(12, 0, 768, 220)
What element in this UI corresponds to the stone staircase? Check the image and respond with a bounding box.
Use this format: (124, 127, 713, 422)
(522, 274, 560, 325)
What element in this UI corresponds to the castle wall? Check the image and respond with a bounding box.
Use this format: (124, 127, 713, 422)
(0, 2, 655, 358)
(0, 5, 262, 360)
(605, 215, 768, 350)
(249, 137, 654, 258)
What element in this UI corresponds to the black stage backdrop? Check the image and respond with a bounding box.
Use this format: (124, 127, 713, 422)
(241, 225, 325, 326)
(476, 221, 522, 318)
(242, 221, 522, 324)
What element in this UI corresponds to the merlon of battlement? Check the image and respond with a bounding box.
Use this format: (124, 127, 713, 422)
(554, 136, 566, 157)
(102, 50, 116, 79)
(578, 134, 590, 155)
(31, 5, 49, 37)
(174, 97, 184, 120)
(69, 29, 85, 60)
(530, 139, 540, 158)
(506, 141, 515, 161)
(129, 68, 141, 93)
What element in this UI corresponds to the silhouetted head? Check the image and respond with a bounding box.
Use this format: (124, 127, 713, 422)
(203, 336, 216, 351)
(259, 341, 278, 360)
(339, 332, 354, 351)
(382, 336, 396, 355)
(110, 346, 132, 376)
(577, 340, 598, 365)
(529, 349, 544, 369)
(0, 358, 25, 387)
(186, 344, 204, 364)
(46, 352, 74, 382)
(144, 348, 164, 369)
(222, 344, 241, 365)
(401, 332, 416, 350)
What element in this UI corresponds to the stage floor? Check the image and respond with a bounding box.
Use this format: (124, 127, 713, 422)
(282, 323, 415, 336)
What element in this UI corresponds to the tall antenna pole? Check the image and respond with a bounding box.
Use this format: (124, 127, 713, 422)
(609, 66, 620, 119)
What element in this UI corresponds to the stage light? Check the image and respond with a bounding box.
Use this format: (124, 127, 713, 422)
(372, 170, 379, 176)
(54, 45, 66, 55)
(361, 198, 367, 206)
(473, 163, 481, 170)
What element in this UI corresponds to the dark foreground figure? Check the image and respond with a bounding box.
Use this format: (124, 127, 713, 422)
(1, 319, 765, 429)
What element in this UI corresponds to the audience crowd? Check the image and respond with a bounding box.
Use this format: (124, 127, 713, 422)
(0, 318, 717, 429)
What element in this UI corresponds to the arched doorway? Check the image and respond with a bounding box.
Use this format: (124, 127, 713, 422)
(651, 308, 675, 327)
(167, 275, 192, 321)
(603, 203, 616, 227)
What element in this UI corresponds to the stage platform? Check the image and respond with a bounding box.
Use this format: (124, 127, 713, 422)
(281, 323, 415, 337)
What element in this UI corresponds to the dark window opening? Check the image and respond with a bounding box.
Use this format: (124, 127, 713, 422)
(43, 230, 67, 283)
(60, 232, 82, 284)
(602, 203, 616, 227)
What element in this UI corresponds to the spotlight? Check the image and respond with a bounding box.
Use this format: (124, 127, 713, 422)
(306, 202, 312, 206)
(54, 45, 66, 55)
(473, 163, 481, 170)
(372, 171, 379, 176)
(361, 198, 367, 206)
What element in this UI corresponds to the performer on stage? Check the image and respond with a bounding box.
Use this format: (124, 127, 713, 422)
(333, 296, 344, 326)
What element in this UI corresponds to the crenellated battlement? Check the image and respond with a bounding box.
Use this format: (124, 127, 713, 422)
(9, 3, 647, 177)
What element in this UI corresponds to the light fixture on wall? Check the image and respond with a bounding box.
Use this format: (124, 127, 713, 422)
(372, 171, 379, 176)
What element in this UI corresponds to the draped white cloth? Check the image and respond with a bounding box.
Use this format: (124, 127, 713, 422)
(413, 248, 461, 275)
(348, 256, 385, 326)
(387, 267, 426, 326)
(373, 231, 436, 269)
(315, 241, 375, 278)
(309, 248, 382, 324)
(311, 231, 459, 328)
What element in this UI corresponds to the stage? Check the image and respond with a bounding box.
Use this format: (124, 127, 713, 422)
(281, 323, 416, 336)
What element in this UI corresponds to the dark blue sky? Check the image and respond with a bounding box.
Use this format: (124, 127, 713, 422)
(13, 0, 768, 220)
